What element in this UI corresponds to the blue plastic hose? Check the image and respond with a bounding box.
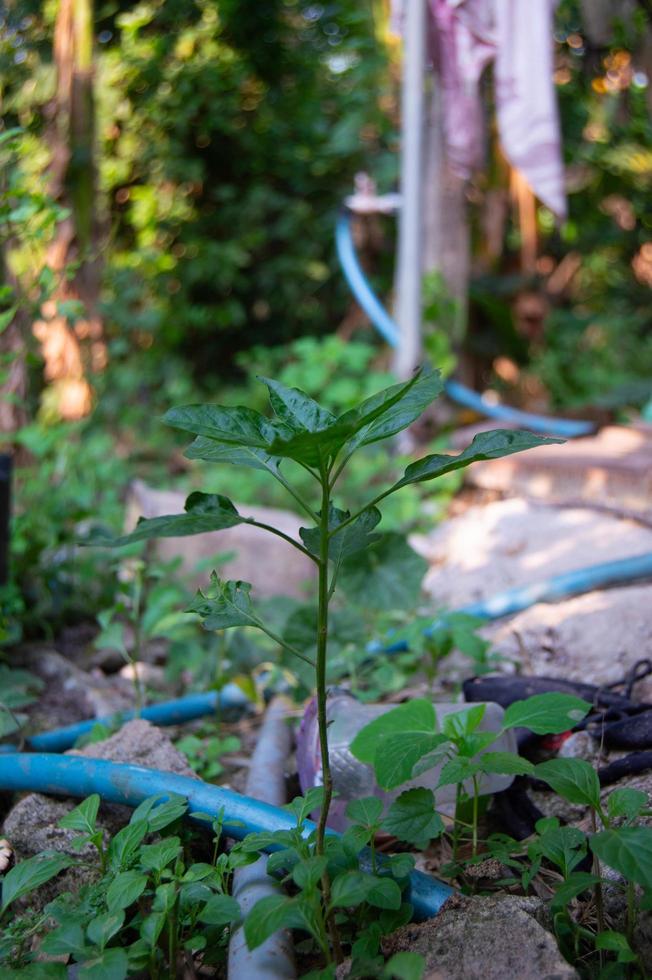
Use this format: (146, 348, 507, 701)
(0, 752, 453, 921)
(335, 210, 594, 438)
(21, 684, 250, 754)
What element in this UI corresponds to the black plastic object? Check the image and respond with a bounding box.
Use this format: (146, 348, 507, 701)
(463, 673, 637, 713)
(0, 454, 10, 587)
(490, 778, 545, 840)
(465, 665, 652, 753)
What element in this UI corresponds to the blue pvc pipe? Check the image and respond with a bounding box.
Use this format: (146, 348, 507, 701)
(335, 210, 594, 439)
(0, 753, 453, 921)
(21, 684, 250, 754)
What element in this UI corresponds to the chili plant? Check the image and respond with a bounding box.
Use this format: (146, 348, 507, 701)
(104, 367, 557, 955)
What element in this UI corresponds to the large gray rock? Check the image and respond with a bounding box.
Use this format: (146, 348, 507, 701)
(381, 894, 578, 980)
(2, 720, 196, 908)
(126, 479, 316, 599)
(412, 498, 652, 609)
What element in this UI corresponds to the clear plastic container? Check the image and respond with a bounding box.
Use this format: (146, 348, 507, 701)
(297, 691, 518, 830)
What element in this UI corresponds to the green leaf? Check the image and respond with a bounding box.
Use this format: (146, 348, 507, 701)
(607, 788, 648, 821)
(3, 967, 67, 979)
(349, 700, 445, 791)
(139, 837, 181, 873)
(40, 920, 87, 958)
(330, 870, 373, 908)
(188, 577, 261, 631)
(503, 693, 591, 735)
(107, 492, 248, 546)
(382, 789, 444, 849)
(77, 947, 129, 980)
(341, 369, 443, 452)
(144, 795, 188, 832)
(107, 820, 148, 871)
(383, 951, 426, 980)
(87, 910, 125, 948)
(292, 855, 328, 891)
(106, 871, 148, 912)
(266, 368, 437, 465)
(388, 429, 563, 493)
(537, 826, 587, 876)
(591, 826, 652, 888)
(365, 876, 402, 910)
(244, 894, 305, 950)
(184, 437, 282, 474)
(351, 700, 437, 764)
(437, 756, 482, 789)
(338, 533, 428, 611)
(550, 871, 600, 908)
(58, 794, 100, 835)
(164, 403, 288, 450)
(345, 797, 384, 828)
(260, 376, 336, 432)
(535, 758, 601, 809)
(595, 931, 637, 961)
(378, 731, 450, 790)
(0, 307, 17, 335)
(199, 893, 242, 926)
(0, 852, 72, 912)
(441, 704, 486, 739)
(478, 752, 535, 776)
(284, 787, 326, 826)
(300, 505, 382, 562)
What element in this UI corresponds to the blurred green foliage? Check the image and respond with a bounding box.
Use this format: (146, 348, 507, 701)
(3, 0, 396, 374)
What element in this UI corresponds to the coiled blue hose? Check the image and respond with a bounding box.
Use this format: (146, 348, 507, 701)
(335, 210, 594, 438)
(0, 753, 453, 921)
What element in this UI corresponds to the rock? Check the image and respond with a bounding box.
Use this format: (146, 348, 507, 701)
(17, 646, 134, 732)
(412, 498, 652, 610)
(69, 717, 197, 776)
(558, 731, 602, 764)
(126, 479, 316, 599)
(483, 585, 652, 700)
(380, 894, 578, 980)
(2, 720, 196, 909)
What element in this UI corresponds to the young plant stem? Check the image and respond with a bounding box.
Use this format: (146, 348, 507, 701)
(131, 568, 145, 716)
(626, 879, 636, 945)
(590, 809, 605, 965)
(315, 462, 343, 965)
(471, 775, 479, 857)
(452, 782, 462, 863)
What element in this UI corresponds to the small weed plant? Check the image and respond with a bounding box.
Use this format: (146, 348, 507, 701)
(99, 367, 554, 965)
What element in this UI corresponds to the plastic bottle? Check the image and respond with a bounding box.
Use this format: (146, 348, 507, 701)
(296, 691, 518, 830)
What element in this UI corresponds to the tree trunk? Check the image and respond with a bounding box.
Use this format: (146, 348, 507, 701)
(33, 0, 105, 421)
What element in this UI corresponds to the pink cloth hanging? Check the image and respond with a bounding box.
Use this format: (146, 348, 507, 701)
(394, 0, 567, 218)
